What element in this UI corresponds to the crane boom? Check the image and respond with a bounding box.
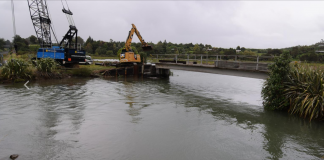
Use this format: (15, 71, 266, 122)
(27, 0, 53, 48)
(27, 0, 86, 66)
(125, 24, 152, 52)
(120, 24, 152, 64)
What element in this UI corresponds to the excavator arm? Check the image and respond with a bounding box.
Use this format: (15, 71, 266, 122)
(125, 24, 152, 52)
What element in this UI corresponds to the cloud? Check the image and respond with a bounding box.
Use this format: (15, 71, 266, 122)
(1, 1, 324, 49)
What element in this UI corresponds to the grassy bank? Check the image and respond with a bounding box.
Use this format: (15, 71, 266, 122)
(0, 53, 115, 83)
(90, 55, 118, 59)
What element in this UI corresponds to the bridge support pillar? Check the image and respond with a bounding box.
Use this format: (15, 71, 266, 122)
(156, 68, 170, 77)
(187, 55, 189, 64)
(256, 56, 259, 70)
(215, 55, 219, 67)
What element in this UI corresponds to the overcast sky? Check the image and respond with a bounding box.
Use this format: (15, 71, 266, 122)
(1, 1, 324, 49)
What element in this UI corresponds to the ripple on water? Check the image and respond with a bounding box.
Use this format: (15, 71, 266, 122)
(0, 74, 323, 160)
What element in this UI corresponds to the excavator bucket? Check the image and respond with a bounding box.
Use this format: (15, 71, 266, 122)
(142, 45, 153, 51)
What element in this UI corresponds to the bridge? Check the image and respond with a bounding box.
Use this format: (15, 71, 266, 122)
(151, 54, 273, 80)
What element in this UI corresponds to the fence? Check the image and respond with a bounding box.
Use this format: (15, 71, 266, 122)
(150, 54, 274, 71)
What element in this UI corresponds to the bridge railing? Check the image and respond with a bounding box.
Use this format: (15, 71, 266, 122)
(149, 54, 275, 71)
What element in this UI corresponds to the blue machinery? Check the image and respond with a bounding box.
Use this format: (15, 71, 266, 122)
(27, 0, 86, 64)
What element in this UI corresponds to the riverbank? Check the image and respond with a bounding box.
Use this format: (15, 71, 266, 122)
(262, 51, 324, 121)
(0, 53, 115, 84)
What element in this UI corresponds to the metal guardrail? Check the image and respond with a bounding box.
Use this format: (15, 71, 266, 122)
(150, 54, 274, 70)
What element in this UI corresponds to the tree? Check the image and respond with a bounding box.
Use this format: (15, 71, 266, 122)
(242, 50, 257, 56)
(0, 38, 5, 50)
(85, 43, 93, 54)
(241, 47, 246, 52)
(236, 46, 241, 50)
(112, 43, 117, 54)
(13, 35, 29, 52)
(85, 36, 93, 46)
(267, 48, 282, 56)
(106, 50, 114, 56)
(290, 46, 299, 58)
(76, 36, 84, 46)
(28, 35, 37, 44)
(155, 41, 163, 54)
(224, 48, 236, 55)
(95, 47, 106, 55)
(162, 40, 167, 53)
(262, 51, 291, 110)
(193, 44, 200, 54)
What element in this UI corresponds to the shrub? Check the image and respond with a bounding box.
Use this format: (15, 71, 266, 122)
(1, 59, 32, 80)
(284, 64, 324, 121)
(262, 51, 291, 110)
(36, 58, 58, 73)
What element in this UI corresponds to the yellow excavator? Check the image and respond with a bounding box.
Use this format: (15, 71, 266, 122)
(120, 24, 152, 64)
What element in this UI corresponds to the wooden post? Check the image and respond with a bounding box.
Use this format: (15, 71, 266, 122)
(216, 55, 218, 67)
(235, 56, 237, 61)
(201, 55, 202, 64)
(256, 56, 259, 70)
(187, 54, 189, 64)
(115, 69, 117, 77)
(176, 55, 177, 63)
(142, 64, 144, 76)
(206, 54, 208, 64)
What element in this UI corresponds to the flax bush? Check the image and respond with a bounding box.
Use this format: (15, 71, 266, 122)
(284, 65, 324, 121)
(1, 59, 32, 80)
(36, 58, 58, 73)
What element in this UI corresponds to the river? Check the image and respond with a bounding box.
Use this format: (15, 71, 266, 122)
(0, 70, 323, 160)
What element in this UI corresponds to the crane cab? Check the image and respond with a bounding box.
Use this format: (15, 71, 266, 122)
(120, 50, 141, 63)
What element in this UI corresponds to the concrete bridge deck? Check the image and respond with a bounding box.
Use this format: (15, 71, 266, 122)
(155, 62, 269, 79)
(152, 54, 273, 79)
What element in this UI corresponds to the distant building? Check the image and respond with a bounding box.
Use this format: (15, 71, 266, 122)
(236, 50, 241, 53)
(315, 39, 324, 53)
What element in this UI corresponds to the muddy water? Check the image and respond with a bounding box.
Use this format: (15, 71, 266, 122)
(0, 70, 323, 160)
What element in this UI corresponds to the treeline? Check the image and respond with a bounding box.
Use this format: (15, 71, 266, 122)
(2, 35, 324, 62)
(83, 36, 267, 57)
(0, 35, 85, 54)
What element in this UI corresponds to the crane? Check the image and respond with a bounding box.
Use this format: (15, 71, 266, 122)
(27, 0, 86, 66)
(120, 24, 152, 64)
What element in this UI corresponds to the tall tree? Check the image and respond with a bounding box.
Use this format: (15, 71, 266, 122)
(28, 35, 37, 44)
(13, 35, 29, 52)
(241, 47, 246, 52)
(77, 36, 85, 46)
(193, 44, 200, 54)
(0, 38, 5, 50)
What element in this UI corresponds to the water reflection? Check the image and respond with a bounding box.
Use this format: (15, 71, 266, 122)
(5, 78, 89, 159)
(159, 75, 324, 159)
(0, 72, 324, 159)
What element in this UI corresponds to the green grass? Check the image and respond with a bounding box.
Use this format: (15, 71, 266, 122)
(79, 63, 114, 71)
(90, 55, 118, 59)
